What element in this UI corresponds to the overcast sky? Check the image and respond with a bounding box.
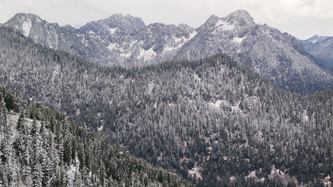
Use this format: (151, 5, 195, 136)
(0, 0, 332, 39)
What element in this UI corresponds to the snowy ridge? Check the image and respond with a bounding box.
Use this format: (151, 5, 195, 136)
(4, 10, 333, 93)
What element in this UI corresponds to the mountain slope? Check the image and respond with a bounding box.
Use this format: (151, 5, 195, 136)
(0, 86, 190, 187)
(0, 26, 332, 186)
(301, 35, 333, 70)
(5, 10, 333, 94)
(175, 10, 333, 94)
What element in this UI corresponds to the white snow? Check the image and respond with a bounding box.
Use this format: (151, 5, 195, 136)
(302, 110, 309, 122)
(66, 158, 80, 186)
(139, 47, 156, 61)
(120, 52, 132, 58)
(194, 73, 201, 82)
(210, 100, 222, 108)
(230, 176, 236, 182)
(233, 36, 246, 44)
(22, 20, 32, 37)
(88, 30, 95, 35)
(8, 114, 20, 142)
(107, 43, 117, 51)
(76, 108, 80, 116)
(188, 166, 202, 180)
(109, 28, 117, 34)
(246, 171, 257, 180)
(324, 175, 332, 187)
(215, 20, 234, 31)
(147, 82, 154, 94)
(163, 45, 179, 53)
(162, 31, 197, 54)
(311, 39, 317, 44)
(231, 101, 241, 113)
(97, 124, 103, 131)
(51, 65, 60, 83)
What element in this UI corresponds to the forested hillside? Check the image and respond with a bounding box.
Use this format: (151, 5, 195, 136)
(0, 26, 333, 186)
(0, 86, 190, 186)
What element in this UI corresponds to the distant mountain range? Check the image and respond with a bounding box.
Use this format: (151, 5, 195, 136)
(301, 35, 333, 70)
(4, 10, 333, 94)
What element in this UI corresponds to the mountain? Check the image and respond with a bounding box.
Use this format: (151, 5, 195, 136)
(0, 26, 332, 186)
(79, 13, 145, 35)
(301, 35, 333, 70)
(0, 86, 190, 186)
(5, 10, 333, 94)
(174, 10, 333, 94)
(301, 35, 330, 46)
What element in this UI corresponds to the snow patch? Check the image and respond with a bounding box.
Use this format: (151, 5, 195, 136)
(233, 36, 246, 44)
(97, 124, 103, 131)
(189, 31, 197, 40)
(210, 100, 222, 108)
(139, 47, 156, 61)
(215, 20, 234, 31)
(88, 30, 95, 35)
(107, 43, 117, 51)
(230, 176, 236, 182)
(162, 31, 197, 54)
(269, 166, 293, 185)
(66, 158, 80, 186)
(324, 175, 331, 187)
(51, 65, 60, 83)
(163, 45, 180, 53)
(194, 73, 201, 82)
(120, 52, 132, 58)
(147, 82, 154, 94)
(109, 28, 117, 34)
(188, 166, 202, 180)
(246, 171, 257, 179)
(76, 108, 80, 116)
(22, 20, 32, 37)
(311, 39, 317, 44)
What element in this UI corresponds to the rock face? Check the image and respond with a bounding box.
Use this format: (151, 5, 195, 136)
(301, 35, 333, 70)
(5, 10, 333, 94)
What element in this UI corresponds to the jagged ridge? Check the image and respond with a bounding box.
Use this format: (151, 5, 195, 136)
(5, 10, 333, 94)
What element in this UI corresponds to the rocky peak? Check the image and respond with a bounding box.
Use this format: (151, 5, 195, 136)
(8, 13, 43, 23)
(225, 9, 254, 24)
(197, 15, 219, 33)
(197, 10, 254, 33)
(302, 35, 331, 45)
(5, 13, 62, 49)
(79, 13, 145, 35)
(5, 13, 47, 37)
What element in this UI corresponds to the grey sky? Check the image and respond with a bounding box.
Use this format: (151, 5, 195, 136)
(0, 0, 333, 39)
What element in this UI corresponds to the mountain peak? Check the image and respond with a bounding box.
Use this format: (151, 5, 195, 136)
(304, 35, 330, 44)
(9, 13, 42, 21)
(5, 13, 47, 37)
(225, 9, 254, 24)
(79, 13, 145, 35)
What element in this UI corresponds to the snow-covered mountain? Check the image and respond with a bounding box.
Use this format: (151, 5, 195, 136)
(4, 10, 333, 94)
(1, 26, 333, 185)
(301, 35, 333, 70)
(301, 35, 330, 45)
(175, 10, 333, 94)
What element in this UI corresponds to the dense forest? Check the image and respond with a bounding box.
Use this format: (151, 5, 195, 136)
(0, 26, 333, 186)
(0, 86, 190, 186)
